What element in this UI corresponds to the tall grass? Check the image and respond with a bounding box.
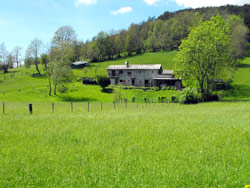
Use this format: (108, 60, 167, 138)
(1, 102, 250, 187)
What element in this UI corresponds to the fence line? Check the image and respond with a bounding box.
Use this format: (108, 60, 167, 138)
(1, 101, 174, 115)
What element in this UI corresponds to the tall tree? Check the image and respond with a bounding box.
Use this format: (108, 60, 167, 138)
(12, 46, 23, 68)
(0, 42, 9, 73)
(51, 26, 75, 95)
(175, 15, 233, 100)
(227, 15, 249, 62)
(26, 39, 43, 75)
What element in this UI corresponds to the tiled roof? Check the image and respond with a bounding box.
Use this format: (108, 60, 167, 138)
(107, 64, 162, 70)
(162, 70, 173, 74)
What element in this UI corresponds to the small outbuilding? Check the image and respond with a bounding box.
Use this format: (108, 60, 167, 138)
(71, 61, 89, 69)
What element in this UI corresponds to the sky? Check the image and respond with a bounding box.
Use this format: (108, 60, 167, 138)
(0, 0, 249, 56)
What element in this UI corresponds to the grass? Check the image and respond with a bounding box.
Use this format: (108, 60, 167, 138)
(0, 51, 179, 103)
(1, 102, 250, 187)
(1, 51, 250, 187)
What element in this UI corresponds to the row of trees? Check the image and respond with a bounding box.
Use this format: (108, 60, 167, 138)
(0, 43, 22, 73)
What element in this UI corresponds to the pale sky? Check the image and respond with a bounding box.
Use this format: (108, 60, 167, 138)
(0, 0, 249, 56)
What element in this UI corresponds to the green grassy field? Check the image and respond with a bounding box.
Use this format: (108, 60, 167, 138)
(1, 102, 250, 187)
(1, 51, 250, 187)
(0, 52, 178, 103)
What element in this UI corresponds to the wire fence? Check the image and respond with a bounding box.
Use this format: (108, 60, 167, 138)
(1, 101, 174, 116)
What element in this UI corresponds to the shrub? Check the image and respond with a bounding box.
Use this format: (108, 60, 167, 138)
(97, 76, 111, 89)
(170, 95, 178, 103)
(179, 88, 201, 104)
(132, 96, 136, 103)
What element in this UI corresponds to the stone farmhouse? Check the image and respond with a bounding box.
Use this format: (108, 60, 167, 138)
(107, 61, 182, 90)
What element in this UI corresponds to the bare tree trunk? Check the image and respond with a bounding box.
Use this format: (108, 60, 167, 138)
(48, 74, 52, 96)
(54, 84, 57, 95)
(35, 62, 41, 76)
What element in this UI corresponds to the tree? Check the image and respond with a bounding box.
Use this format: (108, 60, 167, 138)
(51, 26, 75, 95)
(97, 76, 111, 90)
(41, 53, 49, 70)
(12, 46, 23, 68)
(227, 15, 249, 62)
(175, 15, 233, 100)
(0, 42, 9, 73)
(26, 39, 43, 75)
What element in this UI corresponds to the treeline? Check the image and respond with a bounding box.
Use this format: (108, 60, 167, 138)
(79, 4, 250, 62)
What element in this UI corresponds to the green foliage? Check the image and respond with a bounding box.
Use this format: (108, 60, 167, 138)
(179, 88, 201, 104)
(113, 87, 123, 103)
(175, 15, 233, 99)
(97, 76, 111, 89)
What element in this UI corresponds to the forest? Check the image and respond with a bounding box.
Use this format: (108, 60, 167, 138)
(77, 4, 250, 62)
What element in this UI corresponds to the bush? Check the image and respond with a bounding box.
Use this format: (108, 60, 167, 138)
(97, 76, 111, 89)
(82, 78, 97, 85)
(170, 95, 178, 103)
(58, 84, 68, 93)
(179, 88, 201, 104)
(132, 96, 136, 103)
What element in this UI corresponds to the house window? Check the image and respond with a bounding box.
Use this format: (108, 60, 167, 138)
(139, 71, 141, 73)
(152, 71, 154, 73)
(127, 72, 131, 76)
(119, 70, 123, 74)
(145, 80, 149, 84)
(112, 70, 116, 76)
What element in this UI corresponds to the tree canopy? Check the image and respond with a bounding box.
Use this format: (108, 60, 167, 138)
(175, 15, 234, 100)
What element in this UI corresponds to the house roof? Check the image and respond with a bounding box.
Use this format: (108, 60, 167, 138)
(107, 64, 162, 70)
(162, 70, 173, 75)
(72, 61, 88, 66)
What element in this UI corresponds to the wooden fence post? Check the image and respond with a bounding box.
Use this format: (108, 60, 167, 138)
(52, 102, 54, 113)
(3, 103, 5, 115)
(125, 101, 127, 109)
(137, 103, 138, 108)
(29, 104, 32, 114)
(71, 102, 73, 112)
(113, 102, 116, 110)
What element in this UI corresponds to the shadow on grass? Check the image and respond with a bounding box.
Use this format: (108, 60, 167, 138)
(31, 73, 47, 79)
(101, 88, 113, 93)
(225, 84, 250, 101)
(237, 63, 250, 68)
(59, 95, 98, 102)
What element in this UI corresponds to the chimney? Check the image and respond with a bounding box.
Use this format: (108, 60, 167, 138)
(125, 61, 129, 67)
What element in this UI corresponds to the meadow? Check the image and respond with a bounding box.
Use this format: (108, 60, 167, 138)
(1, 102, 250, 187)
(1, 50, 250, 187)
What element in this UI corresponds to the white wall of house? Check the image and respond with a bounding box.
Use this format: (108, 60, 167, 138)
(108, 69, 166, 87)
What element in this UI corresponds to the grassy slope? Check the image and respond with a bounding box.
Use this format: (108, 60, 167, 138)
(0, 49, 250, 102)
(0, 51, 178, 103)
(1, 102, 250, 187)
(225, 57, 250, 100)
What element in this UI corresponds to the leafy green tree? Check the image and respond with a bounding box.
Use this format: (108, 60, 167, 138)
(98, 76, 111, 90)
(227, 15, 249, 62)
(26, 38, 43, 75)
(41, 53, 49, 70)
(51, 26, 75, 95)
(175, 15, 233, 100)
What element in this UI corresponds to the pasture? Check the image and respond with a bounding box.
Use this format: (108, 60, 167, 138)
(1, 50, 250, 187)
(1, 102, 250, 187)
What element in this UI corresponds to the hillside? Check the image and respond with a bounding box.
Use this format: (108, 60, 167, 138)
(0, 51, 178, 103)
(0, 50, 250, 103)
